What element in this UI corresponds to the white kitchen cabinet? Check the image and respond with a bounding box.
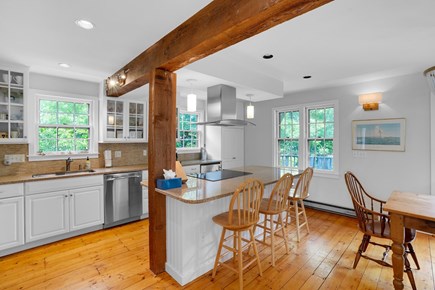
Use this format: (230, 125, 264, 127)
(25, 191, 70, 242)
(0, 196, 24, 251)
(142, 170, 149, 218)
(0, 66, 28, 143)
(70, 186, 104, 231)
(101, 97, 147, 142)
(25, 175, 104, 242)
(183, 165, 200, 174)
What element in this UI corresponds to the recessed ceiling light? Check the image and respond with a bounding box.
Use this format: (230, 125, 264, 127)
(303, 75, 312, 79)
(58, 63, 71, 68)
(75, 19, 95, 30)
(263, 54, 274, 59)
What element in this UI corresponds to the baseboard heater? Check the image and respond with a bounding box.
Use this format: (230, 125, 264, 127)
(304, 200, 356, 217)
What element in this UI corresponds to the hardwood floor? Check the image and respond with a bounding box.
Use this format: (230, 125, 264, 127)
(1, 209, 434, 289)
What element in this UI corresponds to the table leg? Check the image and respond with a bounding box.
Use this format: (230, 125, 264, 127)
(390, 213, 405, 290)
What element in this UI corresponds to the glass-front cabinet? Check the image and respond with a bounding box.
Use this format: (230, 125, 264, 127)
(0, 68, 26, 143)
(102, 97, 147, 142)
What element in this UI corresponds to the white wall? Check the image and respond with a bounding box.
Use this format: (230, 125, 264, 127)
(30, 73, 100, 96)
(245, 73, 431, 208)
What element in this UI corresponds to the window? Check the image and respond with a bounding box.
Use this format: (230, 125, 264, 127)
(176, 111, 199, 149)
(35, 95, 96, 156)
(274, 101, 338, 175)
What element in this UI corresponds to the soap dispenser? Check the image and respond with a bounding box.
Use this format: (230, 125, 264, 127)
(85, 156, 91, 170)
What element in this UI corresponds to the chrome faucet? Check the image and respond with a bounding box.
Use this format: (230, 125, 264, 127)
(66, 157, 73, 172)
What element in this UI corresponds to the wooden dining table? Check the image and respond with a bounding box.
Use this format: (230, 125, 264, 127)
(384, 191, 435, 289)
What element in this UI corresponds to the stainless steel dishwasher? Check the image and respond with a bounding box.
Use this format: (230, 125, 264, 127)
(104, 171, 142, 228)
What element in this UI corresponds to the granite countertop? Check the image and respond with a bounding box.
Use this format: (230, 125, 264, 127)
(149, 166, 301, 204)
(0, 164, 148, 185)
(180, 159, 222, 166)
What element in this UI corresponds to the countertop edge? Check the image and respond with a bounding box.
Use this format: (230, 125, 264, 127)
(156, 187, 234, 204)
(0, 164, 148, 185)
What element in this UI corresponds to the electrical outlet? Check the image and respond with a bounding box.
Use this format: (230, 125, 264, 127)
(114, 151, 122, 158)
(4, 154, 25, 163)
(143, 149, 147, 156)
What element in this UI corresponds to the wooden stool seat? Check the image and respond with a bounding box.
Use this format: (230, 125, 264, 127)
(258, 198, 282, 214)
(288, 192, 310, 200)
(212, 210, 257, 230)
(211, 178, 264, 290)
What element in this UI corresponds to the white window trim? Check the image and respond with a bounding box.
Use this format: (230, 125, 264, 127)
(176, 109, 204, 153)
(28, 90, 99, 161)
(273, 100, 339, 178)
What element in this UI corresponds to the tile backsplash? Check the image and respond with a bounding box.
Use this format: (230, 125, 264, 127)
(0, 143, 147, 177)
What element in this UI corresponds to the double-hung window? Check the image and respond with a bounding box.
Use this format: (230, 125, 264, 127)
(176, 110, 200, 150)
(275, 101, 339, 176)
(34, 94, 97, 157)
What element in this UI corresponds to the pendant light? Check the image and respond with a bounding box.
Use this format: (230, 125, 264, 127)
(187, 79, 197, 112)
(246, 94, 255, 119)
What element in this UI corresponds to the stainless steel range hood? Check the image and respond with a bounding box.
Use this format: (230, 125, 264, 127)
(196, 84, 255, 126)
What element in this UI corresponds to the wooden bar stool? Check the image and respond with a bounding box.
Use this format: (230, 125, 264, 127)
(285, 167, 313, 242)
(254, 173, 294, 266)
(211, 178, 264, 290)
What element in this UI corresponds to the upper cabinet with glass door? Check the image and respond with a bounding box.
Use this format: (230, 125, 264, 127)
(0, 67, 27, 143)
(102, 97, 147, 142)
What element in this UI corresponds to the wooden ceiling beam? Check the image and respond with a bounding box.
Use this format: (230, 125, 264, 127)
(106, 0, 332, 96)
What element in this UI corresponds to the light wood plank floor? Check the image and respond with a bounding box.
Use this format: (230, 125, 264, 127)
(1, 209, 434, 289)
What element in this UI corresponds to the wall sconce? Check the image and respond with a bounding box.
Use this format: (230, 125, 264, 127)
(358, 92, 382, 111)
(106, 69, 129, 88)
(246, 94, 255, 119)
(424, 66, 435, 92)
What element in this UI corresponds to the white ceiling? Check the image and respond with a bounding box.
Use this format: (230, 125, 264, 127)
(0, 0, 434, 102)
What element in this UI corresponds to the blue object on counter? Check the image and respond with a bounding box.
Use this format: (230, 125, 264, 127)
(156, 178, 182, 190)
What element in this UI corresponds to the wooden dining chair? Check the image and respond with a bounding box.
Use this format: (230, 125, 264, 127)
(254, 173, 294, 266)
(211, 178, 264, 290)
(285, 167, 313, 242)
(344, 171, 420, 290)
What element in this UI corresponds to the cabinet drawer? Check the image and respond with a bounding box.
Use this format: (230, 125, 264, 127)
(0, 183, 24, 199)
(183, 165, 200, 174)
(25, 175, 104, 195)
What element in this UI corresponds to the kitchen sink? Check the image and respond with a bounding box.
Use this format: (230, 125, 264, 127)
(32, 169, 96, 178)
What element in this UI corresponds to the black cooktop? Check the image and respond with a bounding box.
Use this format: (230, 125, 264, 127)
(189, 169, 252, 181)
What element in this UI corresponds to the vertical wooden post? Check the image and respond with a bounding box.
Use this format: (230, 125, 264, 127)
(148, 68, 177, 274)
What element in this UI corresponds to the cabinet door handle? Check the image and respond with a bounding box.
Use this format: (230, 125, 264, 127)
(64, 195, 68, 198)
(70, 194, 73, 197)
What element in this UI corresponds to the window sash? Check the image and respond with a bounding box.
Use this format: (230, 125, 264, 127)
(177, 111, 200, 149)
(274, 102, 338, 175)
(37, 96, 93, 154)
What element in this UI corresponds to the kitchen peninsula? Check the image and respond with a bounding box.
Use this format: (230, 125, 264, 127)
(150, 165, 300, 285)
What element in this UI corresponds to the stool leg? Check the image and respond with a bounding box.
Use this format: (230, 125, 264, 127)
(212, 228, 226, 279)
(233, 231, 237, 262)
(300, 200, 309, 234)
(295, 200, 300, 242)
(237, 230, 243, 290)
(249, 228, 262, 276)
(285, 206, 290, 227)
(270, 214, 276, 266)
(278, 213, 289, 255)
(263, 215, 268, 242)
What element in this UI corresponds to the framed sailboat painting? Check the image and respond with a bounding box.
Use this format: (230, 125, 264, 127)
(352, 118, 406, 151)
